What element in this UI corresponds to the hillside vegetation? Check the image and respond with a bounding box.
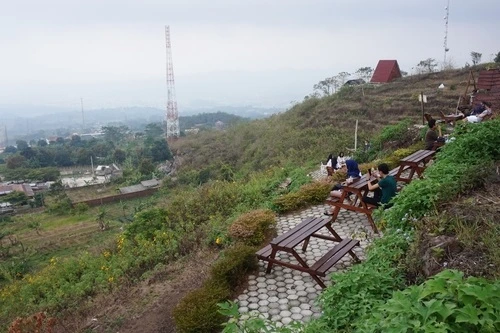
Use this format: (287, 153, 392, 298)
(1, 65, 499, 332)
(170, 66, 478, 179)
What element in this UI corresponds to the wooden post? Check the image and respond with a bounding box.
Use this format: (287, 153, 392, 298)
(420, 92, 425, 125)
(354, 119, 358, 151)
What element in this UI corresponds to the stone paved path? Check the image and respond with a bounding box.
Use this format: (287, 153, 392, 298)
(235, 169, 377, 326)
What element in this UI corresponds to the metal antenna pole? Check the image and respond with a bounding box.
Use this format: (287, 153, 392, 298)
(443, 0, 450, 65)
(165, 26, 180, 139)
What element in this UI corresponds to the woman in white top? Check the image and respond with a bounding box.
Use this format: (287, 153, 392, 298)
(335, 152, 346, 170)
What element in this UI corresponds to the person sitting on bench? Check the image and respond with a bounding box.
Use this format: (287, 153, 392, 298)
(425, 119, 443, 150)
(329, 159, 361, 200)
(362, 163, 397, 208)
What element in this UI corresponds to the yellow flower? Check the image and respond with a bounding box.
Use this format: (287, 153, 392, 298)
(108, 276, 114, 283)
(215, 237, 222, 245)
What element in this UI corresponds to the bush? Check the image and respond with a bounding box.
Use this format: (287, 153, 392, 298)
(72, 203, 89, 214)
(210, 244, 258, 289)
(358, 270, 500, 333)
(272, 181, 331, 213)
(173, 281, 231, 333)
(228, 209, 276, 245)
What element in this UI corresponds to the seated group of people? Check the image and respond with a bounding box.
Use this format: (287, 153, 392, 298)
(426, 101, 494, 150)
(325, 152, 346, 176)
(440, 100, 493, 124)
(324, 159, 398, 215)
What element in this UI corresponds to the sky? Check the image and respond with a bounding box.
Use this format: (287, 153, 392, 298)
(0, 0, 499, 112)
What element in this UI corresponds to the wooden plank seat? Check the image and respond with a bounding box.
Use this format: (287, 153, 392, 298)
(256, 244, 272, 261)
(310, 238, 360, 277)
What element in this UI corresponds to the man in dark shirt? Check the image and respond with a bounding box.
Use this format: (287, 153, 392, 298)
(470, 101, 486, 116)
(362, 163, 397, 208)
(425, 119, 442, 150)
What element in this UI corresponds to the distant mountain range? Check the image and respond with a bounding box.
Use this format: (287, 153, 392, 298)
(0, 104, 283, 141)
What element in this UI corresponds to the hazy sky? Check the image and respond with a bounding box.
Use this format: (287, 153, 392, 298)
(1, 0, 498, 111)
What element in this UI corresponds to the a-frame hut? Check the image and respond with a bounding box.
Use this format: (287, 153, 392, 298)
(370, 60, 402, 83)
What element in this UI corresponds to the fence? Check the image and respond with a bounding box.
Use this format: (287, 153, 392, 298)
(73, 188, 159, 207)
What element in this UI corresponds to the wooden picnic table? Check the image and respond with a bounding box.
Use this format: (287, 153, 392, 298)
(393, 149, 435, 183)
(325, 175, 379, 234)
(256, 216, 360, 288)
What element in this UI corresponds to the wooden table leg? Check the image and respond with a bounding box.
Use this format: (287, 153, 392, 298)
(265, 248, 277, 273)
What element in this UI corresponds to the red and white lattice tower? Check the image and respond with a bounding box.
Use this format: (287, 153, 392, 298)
(165, 26, 180, 138)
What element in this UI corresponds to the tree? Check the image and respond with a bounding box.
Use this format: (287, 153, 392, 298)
(400, 70, 409, 77)
(4, 146, 17, 154)
(313, 78, 334, 95)
(96, 207, 109, 231)
(494, 51, 500, 63)
(336, 71, 350, 86)
(138, 158, 155, 176)
(144, 123, 164, 139)
(103, 125, 129, 144)
(355, 67, 373, 82)
(113, 148, 127, 164)
(150, 139, 172, 162)
(15, 140, 29, 151)
(6, 155, 26, 169)
(37, 139, 48, 147)
(355, 67, 373, 96)
(470, 51, 482, 65)
(416, 58, 438, 73)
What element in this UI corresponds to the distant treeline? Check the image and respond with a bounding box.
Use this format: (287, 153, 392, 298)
(180, 112, 249, 130)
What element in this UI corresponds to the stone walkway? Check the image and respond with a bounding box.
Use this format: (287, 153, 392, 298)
(235, 169, 377, 326)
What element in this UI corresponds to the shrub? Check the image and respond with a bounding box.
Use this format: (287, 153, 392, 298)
(210, 244, 258, 289)
(228, 209, 276, 246)
(72, 203, 89, 214)
(173, 281, 231, 333)
(272, 181, 331, 213)
(358, 270, 500, 333)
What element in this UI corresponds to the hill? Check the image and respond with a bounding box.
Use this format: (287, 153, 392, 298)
(170, 66, 482, 177)
(1, 65, 498, 332)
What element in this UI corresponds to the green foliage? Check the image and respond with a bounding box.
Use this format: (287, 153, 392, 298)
(1, 167, 60, 182)
(307, 230, 409, 332)
(0, 191, 28, 205)
(228, 209, 276, 246)
(272, 181, 331, 213)
(210, 244, 258, 290)
(173, 282, 231, 333)
(358, 270, 500, 332)
(124, 208, 168, 240)
(372, 118, 412, 150)
(72, 202, 89, 214)
(220, 301, 304, 333)
(174, 244, 258, 333)
(386, 119, 500, 229)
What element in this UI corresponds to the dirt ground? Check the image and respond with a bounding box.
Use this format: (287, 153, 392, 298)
(53, 249, 219, 333)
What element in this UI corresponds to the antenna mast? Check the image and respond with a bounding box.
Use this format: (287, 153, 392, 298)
(165, 26, 180, 139)
(443, 0, 450, 65)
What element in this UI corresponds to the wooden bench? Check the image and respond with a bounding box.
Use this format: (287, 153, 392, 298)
(310, 238, 360, 277)
(393, 150, 435, 183)
(256, 217, 360, 288)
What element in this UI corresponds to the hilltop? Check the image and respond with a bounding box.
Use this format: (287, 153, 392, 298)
(1, 65, 498, 333)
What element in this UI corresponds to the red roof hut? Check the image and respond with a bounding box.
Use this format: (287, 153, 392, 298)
(370, 60, 402, 83)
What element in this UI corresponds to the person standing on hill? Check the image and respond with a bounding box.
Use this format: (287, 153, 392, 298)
(425, 119, 442, 150)
(363, 163, 397, 208)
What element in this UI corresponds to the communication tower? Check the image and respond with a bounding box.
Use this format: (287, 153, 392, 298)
(165, 26, 180, 139)
(443, 0, 450, 64)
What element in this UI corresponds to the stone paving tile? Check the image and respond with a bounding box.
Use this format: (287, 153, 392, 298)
(235, 203, 377, 326)
(232, 166, 405, 326)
